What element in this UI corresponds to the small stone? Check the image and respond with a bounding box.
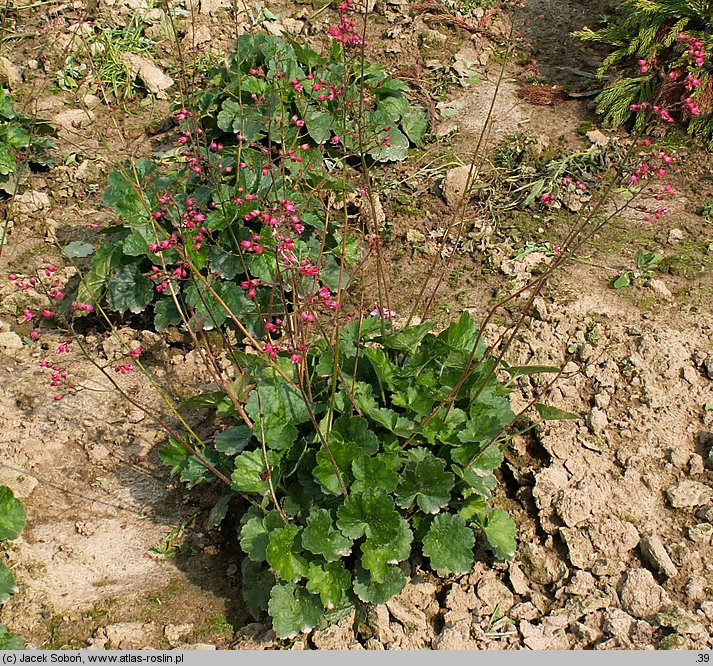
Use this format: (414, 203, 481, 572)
(602, 608, 635, 643)
(518, 542, 568, 585)
(699, 601, 713, 622)
(442, 165, 476, 207)
(587, 407, 608, 434)
(640, 533, 678, 578)
(667, 228, 684, 243)
(105, 622, 150, 648)
(432, 620, 477, 650)
(687, 522, 712, 545)
(588, 518, 639, 558)
(681, 365, 699, 386)
(669, 448, 690, 468)
(685, 577, 707, 602)
(648, 278, 672, 299)
(0, 56, 22, 89)
(121, 53, 174, 98)
(666, 481, 713, 508)
(519, 620, 571, 650)
(618, 569, 669, 619)
(564, 570, 597, 596)
(0, 331, 23, 352)
(509, 602, 539, 621)
(164, 624, 193, 646)
(688, 454, 705, 475)
(586, 129, 610, 146)
(555, 488, 592, 527)
(508, 562, 530, 595)
(560, 527, 596, 569)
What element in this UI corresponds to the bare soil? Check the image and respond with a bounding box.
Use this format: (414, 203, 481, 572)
(0, 0, 711, 651)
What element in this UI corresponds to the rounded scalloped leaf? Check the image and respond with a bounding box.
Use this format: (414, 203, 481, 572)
(394, 448, 454, 514)
(0, 486, 26, 541)
(268, 581, 324, 639)
(352, 565, 406, 605)
(266, 525, 309, 583)
(422, 512, 475, 574)
(301, 508, 353, 562)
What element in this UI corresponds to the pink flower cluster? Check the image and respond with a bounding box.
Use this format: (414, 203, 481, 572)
(328, 0, 367, 48)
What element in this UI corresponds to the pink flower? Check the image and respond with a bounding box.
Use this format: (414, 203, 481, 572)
(30, 331, 40, 340)
(290, 353, 303, 364)
(370, 307, 395, 319)
(22, 309, 33, 322)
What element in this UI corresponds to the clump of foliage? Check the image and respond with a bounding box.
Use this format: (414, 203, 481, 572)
(0, 89, 55, 196)
(76, 33, 427, 330)
(0, 485, 26, 648)
(162, 312, 522, 637)
(575, 0, 713, 146)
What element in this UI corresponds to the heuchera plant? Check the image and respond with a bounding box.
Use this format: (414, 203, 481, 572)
(161, 311, 520, 637)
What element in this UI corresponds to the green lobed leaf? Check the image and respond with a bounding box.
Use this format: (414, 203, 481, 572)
(153, 298, 181, 330)
(360, 518, 412, 583)
(305, 561, 351, 609)
(613, 272, 631, 289)
(534, 403, 580, 421)
(422, 512, 475, 574)
(378, 321, 434, 354)
(266, 524, 309, 582)
(401, 105, 429, 146)
(214, 425, 253, 456)
(63, 241, 95, 259)
(0, 624, 24, 650)
(230, 449, 279, 496)
(239, 509, 284, 562)
(0, 485, 26, 540)
(0, 563, 18, 603)
(301, 507, 353, 562)
(268, 581, 323, 639)
(395, 448, 454, 514)
(313, 415, 379, 495)
(106, 263, 153, 314)
(481, 509, 517, 560)
(241, 558, 275, 619)
(352, 565, 406, 605)
(351, 454, 401, 494)
(77, 242, 121, 305)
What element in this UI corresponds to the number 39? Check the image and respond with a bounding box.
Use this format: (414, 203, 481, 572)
(697, 655, 710, 663)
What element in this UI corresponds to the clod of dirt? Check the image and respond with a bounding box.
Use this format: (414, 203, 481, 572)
(518, 542, 568, 585)
(666, 481, 713, 508)
(559, 527, 596, 569)
(519, 619, 571, 649)
(120, 54, 174, 98)
(0, 330, 23, 352)
(0, 56, 22, 89)
(432, 619, 477, 650)
(164, 623, 194, 647)
(639, 533, 678, 578)
(311, 611, 361, 650)
(105, 621, 155, 649)
(648, 278, 673, 300)
(476, 573, 515, 613)
(442, 165, 476, 207)
(687, 523, 712, 545)
(618, 569, 669, 619)
(588, 517, 639, 558)
(12, 190, 50, 215)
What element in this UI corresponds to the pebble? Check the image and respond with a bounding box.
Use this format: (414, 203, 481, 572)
(666, 481, 713, 508)
(618, 569, 669, 619)
(639, 533, 678, 578)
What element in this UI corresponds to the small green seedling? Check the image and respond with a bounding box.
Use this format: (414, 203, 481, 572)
(612, 249, 663, 288)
